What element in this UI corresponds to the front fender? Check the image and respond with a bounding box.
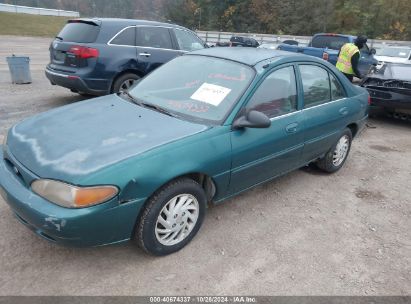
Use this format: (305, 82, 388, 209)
(78, 126, 233, 204)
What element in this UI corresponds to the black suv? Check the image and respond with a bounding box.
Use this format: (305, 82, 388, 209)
(229, 36, 260, 47)
(46, 18, 206, 96)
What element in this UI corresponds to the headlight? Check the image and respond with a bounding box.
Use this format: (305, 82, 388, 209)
(31, 179, 118, 208)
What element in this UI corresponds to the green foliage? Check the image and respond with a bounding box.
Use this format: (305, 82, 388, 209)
(3, 0, 411, 40)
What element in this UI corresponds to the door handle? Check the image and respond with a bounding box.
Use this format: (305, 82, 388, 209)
(139, 53, 151, 57)
(285, 122, 298, 133)
(339, 107, 349, 116)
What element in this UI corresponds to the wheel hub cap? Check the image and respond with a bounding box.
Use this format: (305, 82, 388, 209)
(155, 194, 199, 246)
(333, 135, 349, 166)
(119, 79, 136, 92)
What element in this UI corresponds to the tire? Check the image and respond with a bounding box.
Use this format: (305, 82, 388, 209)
(112, 73, 140, 94)
(316, 128, 352, 173)
(135, 178, 207, 256)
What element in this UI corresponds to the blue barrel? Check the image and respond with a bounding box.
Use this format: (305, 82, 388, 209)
(6, 55, 32, 84)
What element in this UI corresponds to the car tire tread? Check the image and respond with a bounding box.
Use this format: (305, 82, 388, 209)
(316, 128, 352, 173)
(135, 178, 206, 256)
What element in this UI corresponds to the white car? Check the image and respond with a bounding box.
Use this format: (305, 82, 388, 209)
(257, 43, 279, 50)
(375, 46, 411, 69)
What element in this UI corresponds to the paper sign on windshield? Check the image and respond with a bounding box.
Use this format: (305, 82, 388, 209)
(190, 83, 231, 106)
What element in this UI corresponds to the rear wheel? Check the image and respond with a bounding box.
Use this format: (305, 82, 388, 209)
(135, 178, 207, 256)
(316, 128, 352, 173)
(112, 73, 140, 93)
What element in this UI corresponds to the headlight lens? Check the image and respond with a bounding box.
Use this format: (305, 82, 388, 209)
(31, 179, 118, 208)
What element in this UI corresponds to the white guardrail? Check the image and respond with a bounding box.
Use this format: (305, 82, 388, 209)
(196, 31, 411, 49)
(0, 3, 79, 17)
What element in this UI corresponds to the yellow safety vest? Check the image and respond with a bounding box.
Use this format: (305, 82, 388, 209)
(336, 43, 360, 75)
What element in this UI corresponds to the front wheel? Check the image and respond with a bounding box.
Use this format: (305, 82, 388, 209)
(135, 178, 207, 256)
(316, 129, 352, 173)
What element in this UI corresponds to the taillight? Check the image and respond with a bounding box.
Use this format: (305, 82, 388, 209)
(68, 46, 99, 59)
(368, 95, 371, 105)
(322, 52, 329, 61)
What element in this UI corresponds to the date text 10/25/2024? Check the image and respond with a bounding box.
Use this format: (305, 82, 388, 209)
(149, 296, 257, 303)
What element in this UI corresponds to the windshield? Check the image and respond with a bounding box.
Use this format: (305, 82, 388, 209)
(379, 47, 411, 58)
(128, 55, 255, 124)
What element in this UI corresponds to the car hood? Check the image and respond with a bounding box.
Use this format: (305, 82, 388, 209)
(375, 56, 409, 64)
(7, 95, 208, 182)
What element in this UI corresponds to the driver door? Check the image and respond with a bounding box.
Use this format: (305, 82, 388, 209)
(229, 65, 305, 194)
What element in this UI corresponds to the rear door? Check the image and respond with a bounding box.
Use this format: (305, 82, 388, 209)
(298, 64, 349, 163)
(49, 20, 101, 72)
(135, 26, 181, 75)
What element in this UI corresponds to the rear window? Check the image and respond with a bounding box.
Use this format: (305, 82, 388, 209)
(311, 35, 349, 50)
(57, 22, 100, 43)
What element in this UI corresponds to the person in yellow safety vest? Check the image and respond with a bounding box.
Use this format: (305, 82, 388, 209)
(336, 35, 368, 82)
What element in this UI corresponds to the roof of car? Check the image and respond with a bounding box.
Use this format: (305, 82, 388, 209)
(73, 18, 187, 30)
(188, 47, 306, 66)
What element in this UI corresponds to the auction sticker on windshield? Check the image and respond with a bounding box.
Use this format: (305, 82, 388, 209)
(190, 83, 231, 106)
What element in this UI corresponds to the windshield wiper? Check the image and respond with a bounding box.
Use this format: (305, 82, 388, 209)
(55, 36, 63, 41)
(119, 91, 144, 106)
(119, 91, 178, 118)
(140, 102, 178, 118)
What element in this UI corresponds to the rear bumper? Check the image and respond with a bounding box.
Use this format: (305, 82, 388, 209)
(0, 146, 145, 247)
(365, 87, 411, 112)
(45, 67, 110, 96)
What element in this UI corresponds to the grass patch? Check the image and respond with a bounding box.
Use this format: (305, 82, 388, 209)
(0, 12, 71, 37)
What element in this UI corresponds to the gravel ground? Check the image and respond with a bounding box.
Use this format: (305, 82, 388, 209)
(0, 35, 410, 296)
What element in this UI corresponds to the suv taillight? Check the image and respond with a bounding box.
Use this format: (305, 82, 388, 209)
(368, 95, 371, 105)
(68, 46, 99, 59)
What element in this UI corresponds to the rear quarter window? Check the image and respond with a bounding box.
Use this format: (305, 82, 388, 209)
(57, 22, 100, 43)
(311, 36, 349, 50)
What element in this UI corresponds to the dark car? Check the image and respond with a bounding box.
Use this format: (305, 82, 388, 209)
(229, 36, 260, 47)
(46, 18, 206, 96)
(361, 63, 411, 119)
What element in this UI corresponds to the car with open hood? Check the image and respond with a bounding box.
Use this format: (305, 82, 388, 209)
(361, 62, 411, 119)
(1, 48, 369, 255)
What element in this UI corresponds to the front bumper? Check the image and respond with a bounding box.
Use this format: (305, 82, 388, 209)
(0, 146, 145, 247)
(45, 67, 109, 96)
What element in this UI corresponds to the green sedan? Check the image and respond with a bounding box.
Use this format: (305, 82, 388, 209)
(0, 48, 369, 255)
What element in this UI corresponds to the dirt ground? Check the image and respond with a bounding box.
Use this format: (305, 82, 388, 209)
(0, 35, 410, 296)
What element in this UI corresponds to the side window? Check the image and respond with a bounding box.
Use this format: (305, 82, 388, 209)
(174, 29, 204, 51)
(300, 65, 331, 108)
(247, 66, 298, 118)
(137, 27, 173, 49)
(110, 27, 136, 46)
(330, 73, 346, 100)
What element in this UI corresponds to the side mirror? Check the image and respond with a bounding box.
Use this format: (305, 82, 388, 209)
(370, 48, 377, 55)
(232, 110, 271, 130)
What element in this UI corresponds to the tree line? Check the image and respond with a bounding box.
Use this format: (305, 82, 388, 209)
(4, 0, 411, 40)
